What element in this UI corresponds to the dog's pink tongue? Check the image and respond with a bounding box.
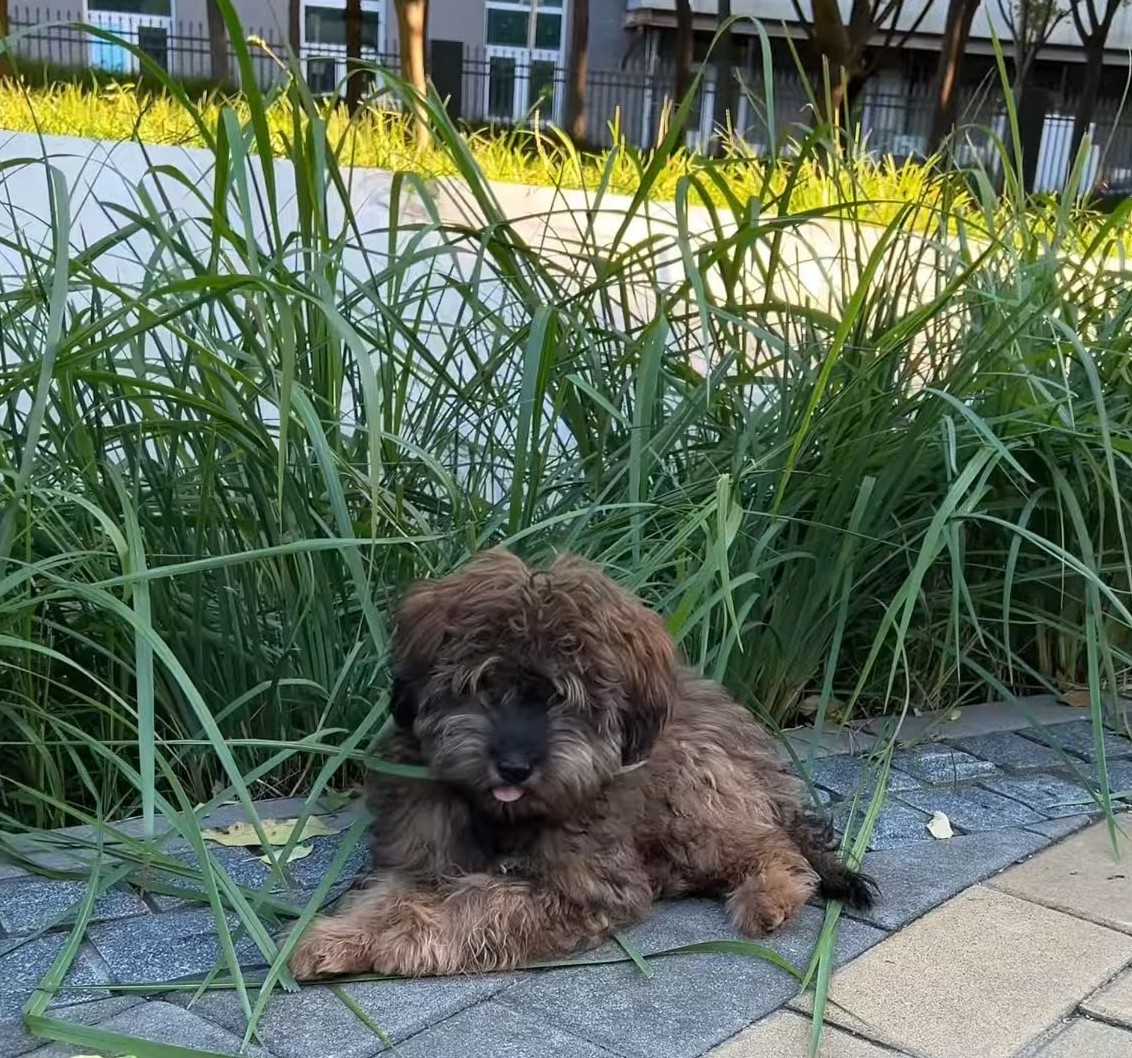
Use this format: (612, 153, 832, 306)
(492, 786, 525, 803)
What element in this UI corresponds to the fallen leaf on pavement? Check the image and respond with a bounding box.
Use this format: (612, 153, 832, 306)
(257, 843, 314, 866)
(201, 816, 342, 848)
(926, 811, 954, 840)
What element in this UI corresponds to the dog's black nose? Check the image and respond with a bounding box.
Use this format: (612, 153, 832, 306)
(496, 759, 533, 784)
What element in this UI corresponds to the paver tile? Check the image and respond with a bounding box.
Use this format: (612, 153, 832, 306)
(832, 801, 931, 850)
(0, 878, 148, 935)
(857, 696, 1079, 740)
(806, 757, 919, 799)
(978, 774, 1094, 818)
(890, 745, 997, 784)
(0, 937, 112, 1020)
(501, 952, 797, 1058)
(1026, 814, 1095, 841)
(947, 730, 1064, 770)
(1084, 969, 1132, 1031)
(846, 828, 1047, 931)
(708, 1011, 907, 1058)
(391, 1000, 618, 1058)
(0, 998, 144, 1058)
(180, 975, 509, 1058)
(1018, 718, 1132, 763)
(783, 726, 877, 760)
(21, 1001, 273, 1058)
(987, 818, 1132, 934)
(820, 886, 1132, 1058)
(88, 907, 266, 984)
(896, 785, 1045, 831)
(1031, 1017, 1132, 1057)
(140, 838, 371, 911)
(502, 904, 882, 1058)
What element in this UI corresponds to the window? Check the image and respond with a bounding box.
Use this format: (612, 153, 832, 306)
(484, 0, 565, 124)
(307, 56, 337, 94)
(136, 24, 168, 69)
(305, 5, 381, 49)
(299, 0, 385, 98)
(85, 0, 172, 74)
(485, 0, 562, 51)
(88, 0, 171, 11)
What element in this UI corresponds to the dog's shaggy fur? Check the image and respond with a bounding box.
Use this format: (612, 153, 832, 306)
(288, 548, 876, 979)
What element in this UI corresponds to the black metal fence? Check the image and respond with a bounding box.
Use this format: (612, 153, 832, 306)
(5, 7, 1132, 190)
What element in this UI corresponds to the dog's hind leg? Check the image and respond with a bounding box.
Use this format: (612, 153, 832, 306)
(721, 828, 821, 936)
(782, 807, 878, 911)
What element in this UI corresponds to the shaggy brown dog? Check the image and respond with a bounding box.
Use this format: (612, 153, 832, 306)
(287, 548, 876, 979)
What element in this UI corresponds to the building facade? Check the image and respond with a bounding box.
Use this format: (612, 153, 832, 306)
(7, 1, 1132, 188)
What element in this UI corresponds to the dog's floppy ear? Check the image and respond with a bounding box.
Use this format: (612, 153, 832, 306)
(617, 608, 677, 765)
(389, 671, 418, 729)
(548, 554, 677, 766)
(391, 548, 528, 672)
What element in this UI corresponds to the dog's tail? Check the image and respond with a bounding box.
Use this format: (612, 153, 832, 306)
(787, 808, 879, 911)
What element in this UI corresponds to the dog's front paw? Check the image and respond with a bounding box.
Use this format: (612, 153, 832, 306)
(285, 918, 373, 981)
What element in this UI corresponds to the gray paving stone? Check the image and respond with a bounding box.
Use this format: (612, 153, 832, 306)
(20, 1001, 273, 1058)
(0, 878, 148, 936)
(890, 745, 999, 784)
(502, 950, 796, 1058)
(501, 902, 883, 1058)
(0, 862, 29, 882)
(979, 774, 1097, 818)
(766, 904, 887, 970)
(857, 696, 1080, 740)
(947, 730, 1065, 770)
(1018, 718, 1132, 763)
(88, 907, 266, 985)
(179, 975, 508, 1058)
(0, 997, 144, 1058)
(141, 837, 371, 911)
(0, 936, 112, 1020)
(136, 845, 287, 907)
(896, 785, 1046, 831)
(1106, 758, 1132, 795)
(832, 801, 933, 850)
(846, 828, 1048, 931)
(783, 725, 877, 760)
(393, 1000, 618, 1058)
(1025, 814, 1096, 841)
(805, 756, 920, 799)
(267, 836, 372, 893)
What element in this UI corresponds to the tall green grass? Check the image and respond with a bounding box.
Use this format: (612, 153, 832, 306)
(1, 7, 1131, 1055)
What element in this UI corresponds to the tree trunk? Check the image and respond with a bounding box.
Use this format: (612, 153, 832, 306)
(395, 0, 430, 149)
(673, 0, 694, 105)
(565, 0, 590, 145)
(1068, 45, 1105, 189)
(927, 0, 980, 152)
(288, 0, 301, 58)
(206, 0, 231, 87)
(711, 0, 735, 151)
(809, 0, 856, 126)
(345, 0, 364, 113)
(0, 0, 11, 79)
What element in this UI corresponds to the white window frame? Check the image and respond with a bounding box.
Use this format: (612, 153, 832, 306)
(83, 0, 175, 74)
(300, 0, 386, 97)
(484, 0, 566, 125)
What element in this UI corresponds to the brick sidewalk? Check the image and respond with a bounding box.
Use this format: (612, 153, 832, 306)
(715, 819, 1132, 1057)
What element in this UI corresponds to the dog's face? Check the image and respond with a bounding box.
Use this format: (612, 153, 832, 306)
(387, 548, 678, 820)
